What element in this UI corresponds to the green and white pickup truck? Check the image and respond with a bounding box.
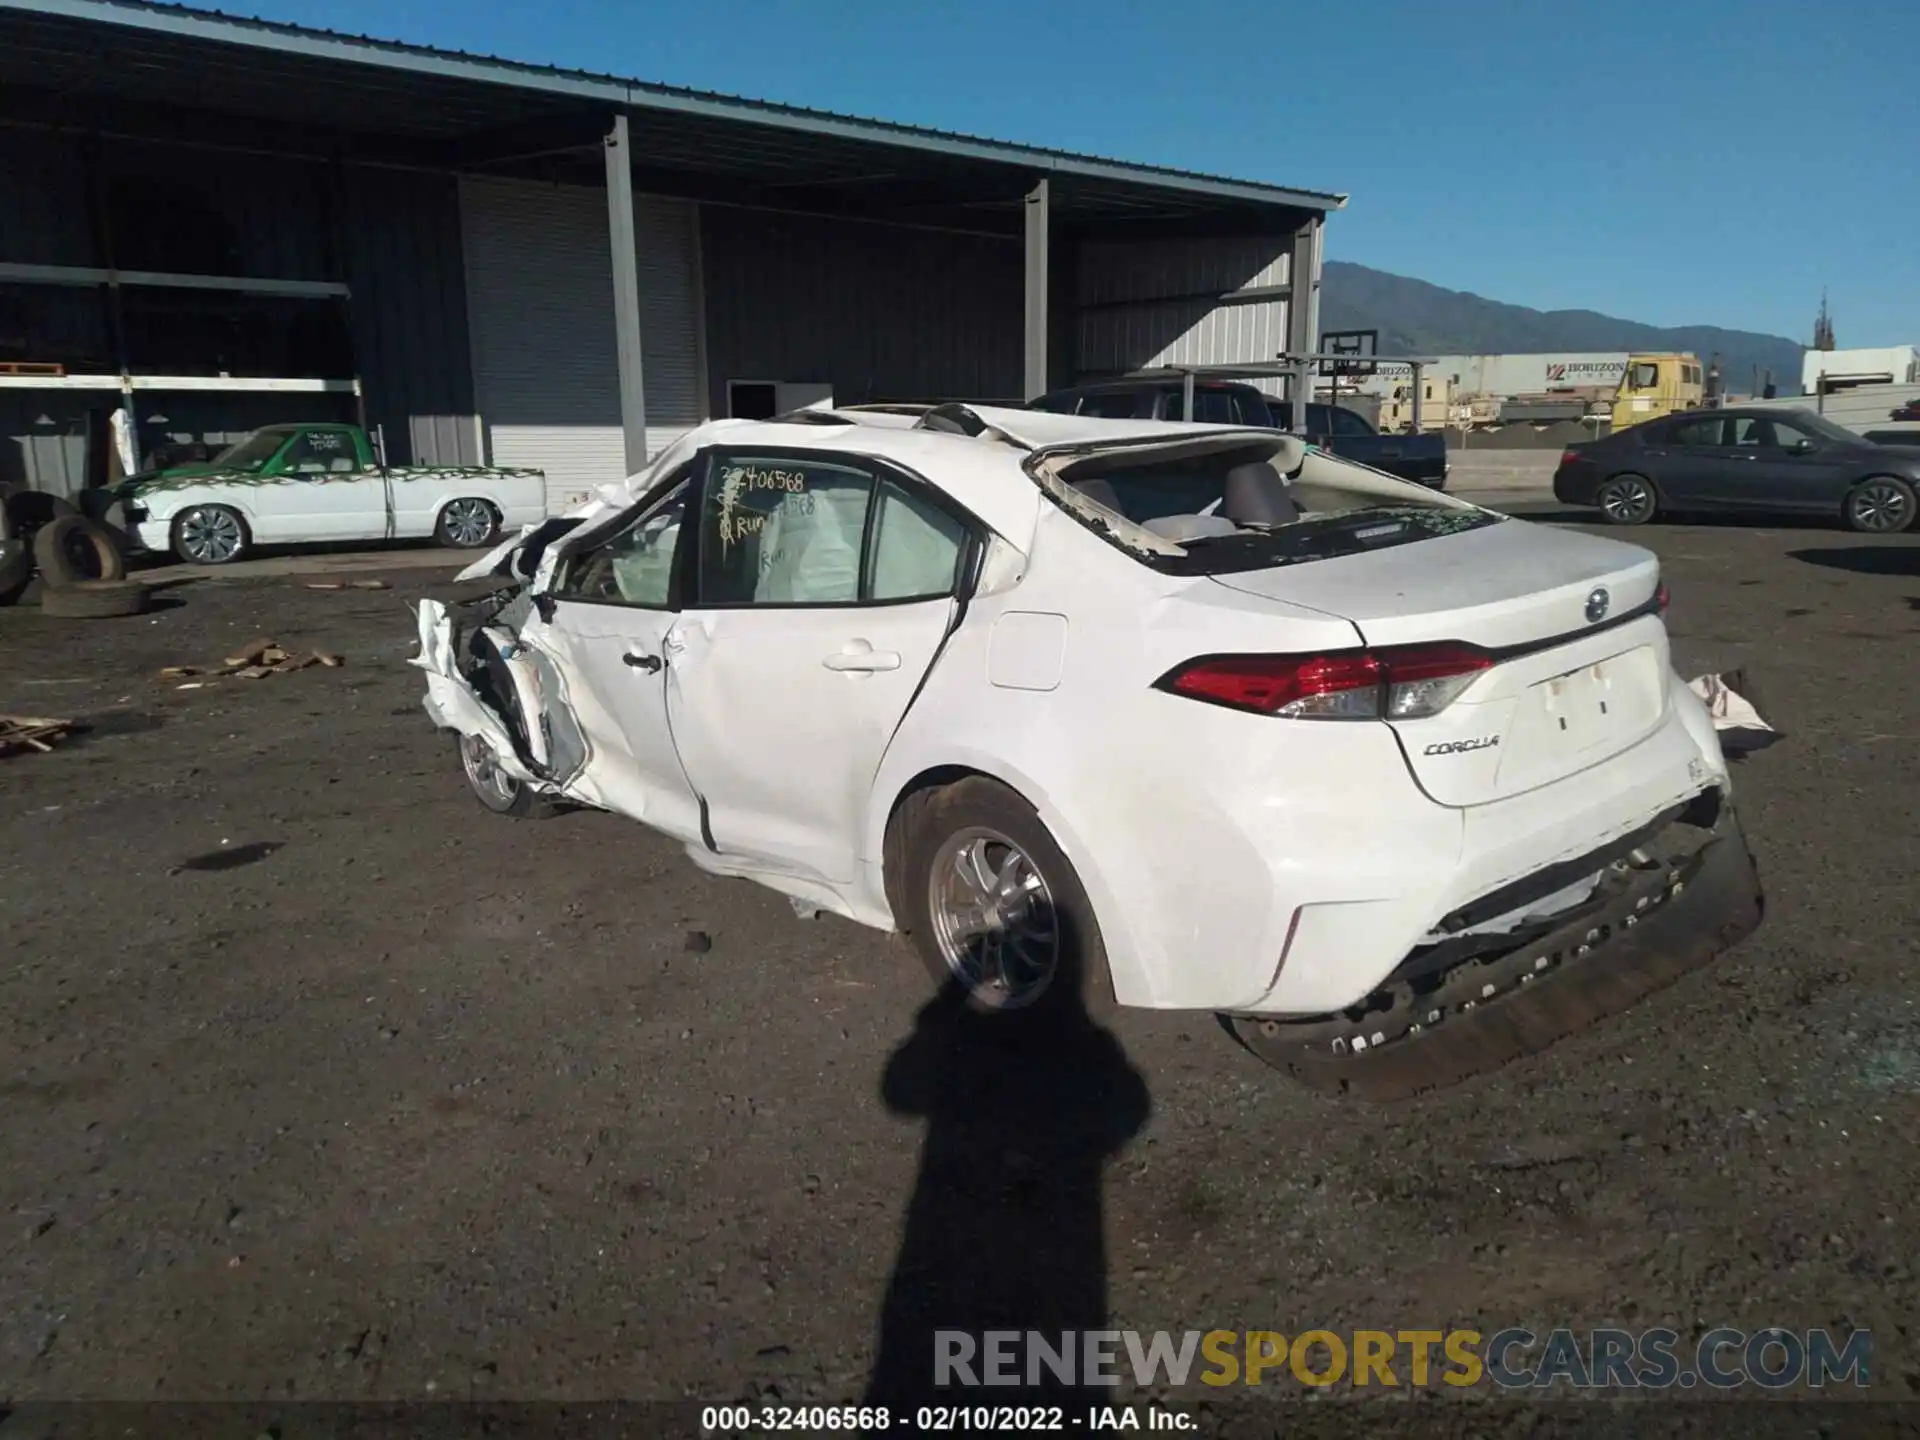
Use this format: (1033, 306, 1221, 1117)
(91, 422, 549, 565)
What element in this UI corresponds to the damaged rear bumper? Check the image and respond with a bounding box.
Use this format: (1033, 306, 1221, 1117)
(1224, 795, 1763, 1098)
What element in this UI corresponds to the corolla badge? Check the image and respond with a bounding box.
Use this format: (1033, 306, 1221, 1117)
(1585, 586, 1611, 623)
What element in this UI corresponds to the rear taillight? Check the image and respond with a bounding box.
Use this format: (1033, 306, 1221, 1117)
(1558, 449, 1582, 469)
(1158, 642, 1492, 720)
(1655, 581, 1670, 613)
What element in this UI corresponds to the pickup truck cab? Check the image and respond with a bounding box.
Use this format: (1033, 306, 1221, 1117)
(1030, 379, 1449, 489)
(99, 423, 548, 565)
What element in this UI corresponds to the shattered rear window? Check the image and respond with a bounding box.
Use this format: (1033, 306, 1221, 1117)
(1038, 437, 1503, 575)
(1149, 505, 1506, 576)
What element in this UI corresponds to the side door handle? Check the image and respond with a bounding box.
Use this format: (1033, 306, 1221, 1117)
(622, 651, 663, 673)
(823, 642, 901, 673)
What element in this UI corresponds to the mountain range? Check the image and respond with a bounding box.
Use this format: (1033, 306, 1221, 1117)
(1318, 261, 1806, 395)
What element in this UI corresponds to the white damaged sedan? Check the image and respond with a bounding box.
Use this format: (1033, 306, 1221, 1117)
(415, 404, 1762, 1097)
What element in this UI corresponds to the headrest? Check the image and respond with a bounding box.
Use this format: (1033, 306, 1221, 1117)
(1221, 461, 1300, 527)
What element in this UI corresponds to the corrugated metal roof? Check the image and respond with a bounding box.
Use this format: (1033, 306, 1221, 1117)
(0, 0, 1347, 217)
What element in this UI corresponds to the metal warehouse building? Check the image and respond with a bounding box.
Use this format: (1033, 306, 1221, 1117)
(0, 0, 1344, 511)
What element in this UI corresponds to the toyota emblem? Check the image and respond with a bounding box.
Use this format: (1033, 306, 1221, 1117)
(1585, 587, 1611, 623)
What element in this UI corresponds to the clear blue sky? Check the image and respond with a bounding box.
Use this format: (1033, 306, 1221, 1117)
(257, 0, 1919, 347)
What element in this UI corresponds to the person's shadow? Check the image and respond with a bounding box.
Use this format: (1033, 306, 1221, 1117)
(863, 949, 1151, 1410)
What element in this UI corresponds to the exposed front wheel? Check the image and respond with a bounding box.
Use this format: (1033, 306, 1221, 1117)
(1596, 474, 1658, 525)
(1844, 477, 1915, 534)
(890, 776, 1113, 1019)
(171, 504, 250, 564)
(457, 733, 555, 818)
(436, 498, 501, 549)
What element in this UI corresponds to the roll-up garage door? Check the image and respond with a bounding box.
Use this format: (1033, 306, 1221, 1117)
(460, 175, 703, 513)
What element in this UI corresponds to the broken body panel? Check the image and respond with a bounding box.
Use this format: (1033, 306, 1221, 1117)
(415, 408, 1759, 1034)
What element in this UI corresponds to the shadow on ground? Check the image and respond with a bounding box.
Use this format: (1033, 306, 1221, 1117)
(864, 954, 1149, 1409)
(1788, 546, 1920, 578)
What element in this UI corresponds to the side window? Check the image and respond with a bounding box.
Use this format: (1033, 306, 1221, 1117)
(1731, 417, 1775, 448)
(1667, 418, 1726, 447)
(1029, 393, 1079, 415)
(1330, 407, 1374, 438)
(1304, 404, 1332, 433)
(1190, 390, 1236, 424)
(1626, 362, 1660, 390)
(699, 457, 873, 605)
(555, 483, 690, 607)
(281, 429, 361, 475)
(1078, 392, 1143, 419)
(868, 480, 968, 602)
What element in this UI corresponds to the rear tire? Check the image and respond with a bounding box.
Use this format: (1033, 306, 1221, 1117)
(32, 514, 126, 585)
(435, 498, 501, 549)
(457, 733, 556, 818)
(1595, 473, 1658, 525)
(3, 490, 77, 542)
(1844, 476, 1915, 534)
(39, 578, 150, 618)
(889, 776, 1114, 1022)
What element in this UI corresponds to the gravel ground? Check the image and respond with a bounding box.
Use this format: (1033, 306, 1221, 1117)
(1, 517, 1917, 1428)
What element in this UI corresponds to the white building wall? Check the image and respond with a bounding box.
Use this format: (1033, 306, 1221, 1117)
(1802, 346, 1920, 393)
(1074, 236, 1292, 374)
(459, 175, 704, 514)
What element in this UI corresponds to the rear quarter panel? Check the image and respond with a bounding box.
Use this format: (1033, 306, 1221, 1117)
(390, 467, 549, 536)
(860, 508, 1414, 1010)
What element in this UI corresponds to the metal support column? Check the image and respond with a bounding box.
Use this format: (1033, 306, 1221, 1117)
(1284, 217, 1322, 434)
(1023, 178, 1050, 401)
(605, 114, 649, 473)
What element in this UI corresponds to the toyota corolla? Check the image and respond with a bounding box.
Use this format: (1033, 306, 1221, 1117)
(414, 404, 1762, 1098)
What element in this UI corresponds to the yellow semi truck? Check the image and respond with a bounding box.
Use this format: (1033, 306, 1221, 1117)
(1611, 352, 1705, 431)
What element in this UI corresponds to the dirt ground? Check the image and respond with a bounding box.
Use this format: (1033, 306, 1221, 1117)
(2, 512, 1918, 1429)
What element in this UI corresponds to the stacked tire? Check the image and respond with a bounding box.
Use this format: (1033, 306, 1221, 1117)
(10, 496, 148, 617)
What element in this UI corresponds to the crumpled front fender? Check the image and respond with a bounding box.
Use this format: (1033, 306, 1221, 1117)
(411, 597, 540, 786)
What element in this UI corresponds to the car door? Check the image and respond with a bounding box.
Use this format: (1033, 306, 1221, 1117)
(535, 470, 705, 841)
(1725, 414, 1856, 515)
(1645, 415, 1732, 508)
(272, 427, 386, 540)
(662, 448, 975, 884)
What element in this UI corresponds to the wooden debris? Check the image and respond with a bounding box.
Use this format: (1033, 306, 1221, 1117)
(304, 581, 346, 591)
(0, 715, 72, 755)
(222, 637, 273, 668)
(165, 638, 343, 683)
(348, 579, 390, 590)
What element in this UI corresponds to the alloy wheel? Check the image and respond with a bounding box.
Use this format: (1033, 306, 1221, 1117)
(443, 499, 496, 546)
(1600, 478, 1655, 524)
(179, 507, 243, 563)
(927, 826, 1060, 1010)
(460, 733, 520, 810)
(1849, 480, 1910, 533)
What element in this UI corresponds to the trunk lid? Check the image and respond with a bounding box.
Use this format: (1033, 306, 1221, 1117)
(1209, 519, 1670, 807)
